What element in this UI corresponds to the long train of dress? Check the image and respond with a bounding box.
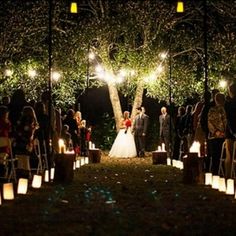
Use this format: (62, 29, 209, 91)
(109, 127, 137, 158)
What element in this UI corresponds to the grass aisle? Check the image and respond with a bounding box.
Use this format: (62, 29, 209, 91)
(1, 155, 236, 236)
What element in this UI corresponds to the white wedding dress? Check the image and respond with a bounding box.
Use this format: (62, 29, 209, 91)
(109, 127, 137, 158)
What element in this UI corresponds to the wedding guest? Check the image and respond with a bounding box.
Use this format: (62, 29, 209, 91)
(0, 106, 11, 176)
(159, 106, 173, 158)
(208, 93, 227, 175)
(172, 106, 185, 160)
(14, 106, 39, 155)
(80, 120, 89, 156)
(133, 106, 149, 157)
(63, 109, 79, 151)
(224, 83, 236, 178)
(61, 124, 72, 149)
(109, 111, 137, 158)
(8, 89, 29, 136)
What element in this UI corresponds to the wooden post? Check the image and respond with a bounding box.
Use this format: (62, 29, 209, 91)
(183, 153, 204, 184)
(54, 153, 75, 183)
(152, 152, 167, 165)
(88, 149, 101, 163)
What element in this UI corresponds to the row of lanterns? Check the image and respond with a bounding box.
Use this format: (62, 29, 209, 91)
(0, 156, 89, 205)
(205, 173, 236, 196)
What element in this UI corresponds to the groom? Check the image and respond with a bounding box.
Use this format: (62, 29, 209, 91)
(133, 106, 149, 157)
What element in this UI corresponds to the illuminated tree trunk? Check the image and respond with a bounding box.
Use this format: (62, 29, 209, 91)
(107, 82, 122, 132)
(130, 81, 144, 121)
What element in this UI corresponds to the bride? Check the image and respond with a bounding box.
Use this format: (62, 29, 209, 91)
(109, 111, 137, 158)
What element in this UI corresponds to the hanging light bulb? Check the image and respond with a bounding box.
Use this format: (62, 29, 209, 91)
(70, 2, 78, 14)
(176, 1, 184, 13)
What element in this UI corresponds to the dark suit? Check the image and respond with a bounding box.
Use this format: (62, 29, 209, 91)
(133, 114, 149, 157)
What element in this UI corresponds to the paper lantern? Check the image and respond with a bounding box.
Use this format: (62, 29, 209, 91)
(76, 159, 80, 168)
(212, 175, 219, 189)
(44, 170, 49, 182)
(176, 1, 184, 13)
(17, 178, 28, 194)
(80, 157, 85, 166)
(50, 168, 55, 180)
(219, 177, 226, 192)
(85, 157, 89, 164)
(3, 183, 14, 200)
(73, 161, 76, 170)
(167, 158, 171, 166)
(70, 2, 78, 14)
(205, 173, 212, 185)
(32, 175, 42, 188)
(226, 179, 234, 195)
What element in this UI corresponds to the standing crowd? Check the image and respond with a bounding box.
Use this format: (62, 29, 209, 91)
(0, 89, 91, 178)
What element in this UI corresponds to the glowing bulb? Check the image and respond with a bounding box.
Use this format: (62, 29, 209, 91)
(52, 71, 61, 82)
(5, 69, 13, 77)
(28, 69, 37, 78)
(219, 80, 227, 89)
(89, 52, 95, 60)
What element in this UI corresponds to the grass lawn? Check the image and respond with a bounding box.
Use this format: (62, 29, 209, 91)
(1, 154, 236, 236)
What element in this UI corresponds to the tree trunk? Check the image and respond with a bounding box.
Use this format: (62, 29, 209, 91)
(107, 82, 122, 132)
(131, 81, 144, 120)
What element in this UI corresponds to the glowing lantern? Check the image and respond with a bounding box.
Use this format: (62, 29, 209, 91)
(176, 1, 184, 13)
(32, 175, 42, 188)
(226, 179, 234, 195)
(205, 172, 212, 185)
(219, 178, 226, 192)
(3, 183, 14, 200)
(17, 178, 28, 194)
(70, 2, 78, 13)
(212, 175, 219, 189)
(44, 170, 49, 182)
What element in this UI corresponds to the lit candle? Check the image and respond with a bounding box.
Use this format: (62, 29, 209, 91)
(3, 183, 14, 200)
(157, 146, 161, 152)
(161, 143, 165, 151)
(89, 141, 92, 149)
(50, 168, 55, 180)
(32, 175, 42, 188)
(167, 158, 171, 166)
(226, 179, 234, 195)
(219, 177, 226, 192)
(92, 143, 95, 149)
(212, 175, 220, 189)
(58, 139, 65, 154)
(76, 159, 80, 168)
(17, 178, 28, 194)
(85, 157, 89, 164)
(205, 173, 212, 186)
(44, 170, 49, 182)
(81, 157, 85, 166)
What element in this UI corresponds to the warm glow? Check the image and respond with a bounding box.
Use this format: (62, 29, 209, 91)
(119, 69, 127, 77)
(50, 168, 55, 180)
(52, 71, 61, 82)
(219, 177, 226, 192)
(5, 69, 13, 77)
(32, 175, 42, 188)
(3, 183, 14, 200)
(205, 172, 212, 185)
(160, 52, 167, 59)
(189, 141, 201, 157)
(176, 1, 184, 13)
(89, 52, 95, 60)
(116, 76, 124, 83)
(226, 179, 234, 195)
(157, 65, 163, 73)
(17, 178, 28, 194)
(28, 69, 37, 78)
(219, 79, 227, 89)
(70, 2, 78, 13)
(44, 170, 49, 182)
(212, 175, 219, 189)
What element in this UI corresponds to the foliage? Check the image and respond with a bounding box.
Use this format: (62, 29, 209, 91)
(0, 0, 236, 109)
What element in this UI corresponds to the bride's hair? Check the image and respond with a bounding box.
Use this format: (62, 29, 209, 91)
(123, 111, 129, 119)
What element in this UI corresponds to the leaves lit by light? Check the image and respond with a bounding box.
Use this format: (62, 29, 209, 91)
(52, 71, 61, 82)
(89, 52, 95, 60)
(160, 52, 168, 60)
(28, 69, 37, 78)
(4, 69, 13, 77)
(219, 79, 227, 89)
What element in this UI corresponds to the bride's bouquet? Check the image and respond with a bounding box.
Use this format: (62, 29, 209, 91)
(124, 119, 132, 134)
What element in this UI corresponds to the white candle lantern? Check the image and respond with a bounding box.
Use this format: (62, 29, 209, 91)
(89, 141, 92, 149)
(85, 157, 89, 164)
(205, 173, 212, 185)
(157, 146, 161, 152)
(178, 161, 183, 170)
(212, 175, 220, 189)
(73, 161, 76, 170)
(58, 139, 65, 154)
(50, 168, 55, 180)
(161, 143, 165, 151)
(219, 177, 226, 192)
(32, 175, 42, 188)
(44, 170, 49, 182)
(3, 183, 14, 200)
(81, 157, 85, 166)
(76, 159, 80, 168)
(92, 143, 95, 149)
(172, 159, 177, 167)
(226, 179, 234, 195)
(17, 178, 28, 194)
(167, 158, 171, 166)
(189, 141, 201, 157)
